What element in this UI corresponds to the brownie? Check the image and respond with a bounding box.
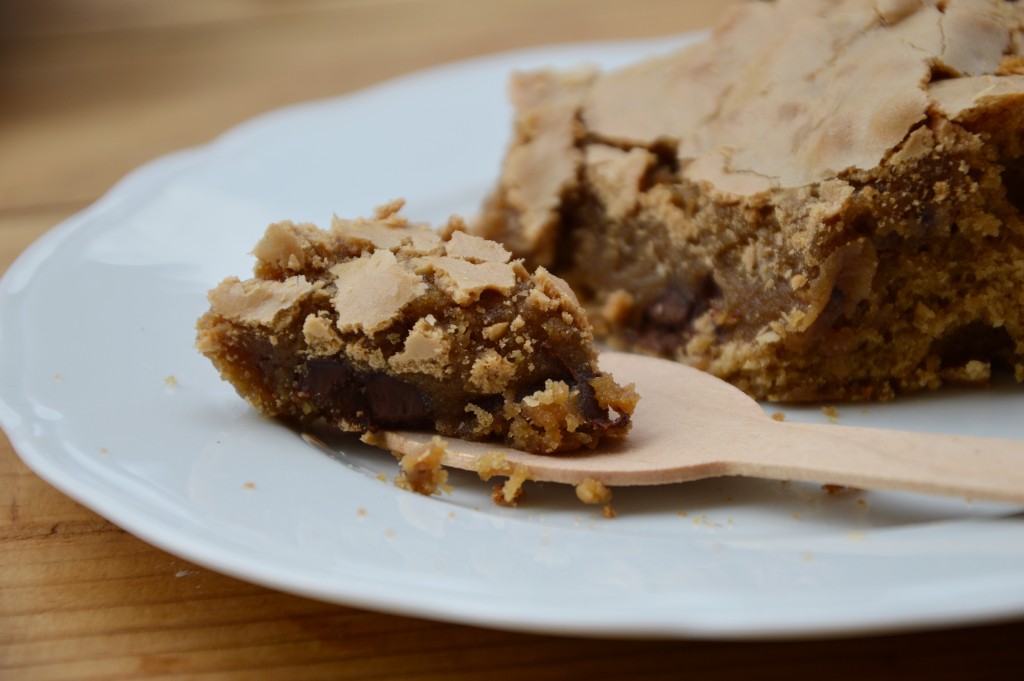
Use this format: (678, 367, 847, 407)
(476, 0, 1024, 401)
(196, 201, 637, 454)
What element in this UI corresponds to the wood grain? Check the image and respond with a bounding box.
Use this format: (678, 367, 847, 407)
(3, 1, 1024, 678)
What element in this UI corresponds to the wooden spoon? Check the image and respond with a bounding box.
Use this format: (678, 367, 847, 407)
(375, 352, 1024, 504)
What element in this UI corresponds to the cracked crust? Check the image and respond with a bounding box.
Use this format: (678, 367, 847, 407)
(477, 0, 1024, 401)
(197, 202, 638, 453)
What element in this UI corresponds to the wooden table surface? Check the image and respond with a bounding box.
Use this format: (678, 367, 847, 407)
(3, 1, 1024, 678)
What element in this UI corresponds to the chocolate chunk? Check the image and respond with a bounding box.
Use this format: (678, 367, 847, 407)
(636, 275, 720, 355)
(934, 322, 1014, 369)
(646, 287, 692, 329)
(300, 359, 363, 414)
(366, 375, 429, 426)
(645, 275, 719, 331)
(574, 377, 607, 423)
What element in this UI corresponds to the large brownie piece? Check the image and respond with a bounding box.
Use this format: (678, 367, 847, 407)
(477, 0, 1024, 401)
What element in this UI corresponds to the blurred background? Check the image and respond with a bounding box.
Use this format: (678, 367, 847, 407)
(0, 1, 732, 218)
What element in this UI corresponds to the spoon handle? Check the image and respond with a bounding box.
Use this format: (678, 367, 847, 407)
(735, 421, 1024, 505)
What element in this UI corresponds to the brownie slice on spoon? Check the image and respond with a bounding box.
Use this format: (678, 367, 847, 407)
(197, 201, 637, 454)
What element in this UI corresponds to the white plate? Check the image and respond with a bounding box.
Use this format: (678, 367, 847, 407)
(3, 34, 1024, 640)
